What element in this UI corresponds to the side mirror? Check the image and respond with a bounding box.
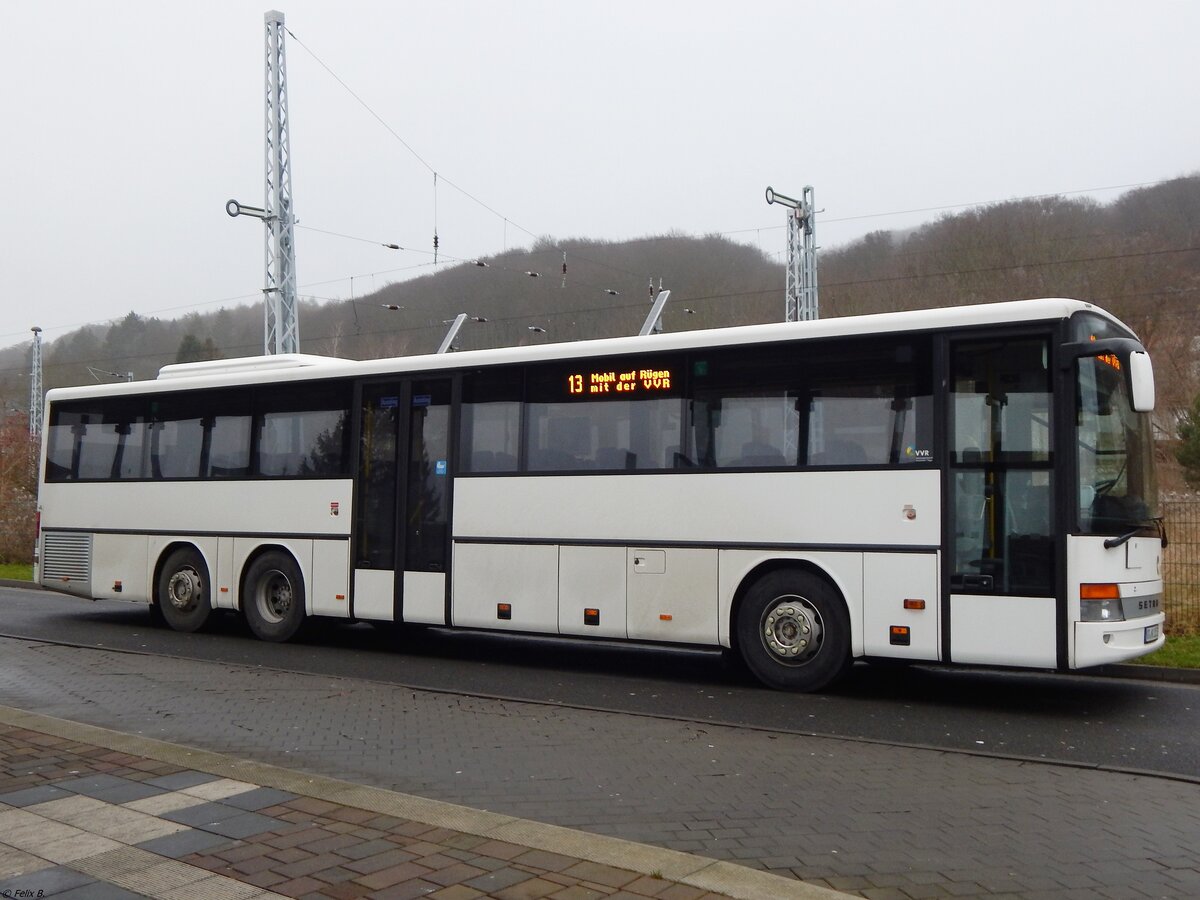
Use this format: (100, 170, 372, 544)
(1061, 337, 1155, 413)
(1127, 351, 1154, 413)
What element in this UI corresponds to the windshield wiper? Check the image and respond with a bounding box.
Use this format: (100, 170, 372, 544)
(1103, 517, 1167, 550)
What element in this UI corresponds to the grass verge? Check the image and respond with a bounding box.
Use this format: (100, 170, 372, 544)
(1131, 633, 1200, 668)
(0, 563, 33, 581)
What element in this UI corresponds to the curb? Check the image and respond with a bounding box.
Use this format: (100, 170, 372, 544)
(1092, 663, 1200, 685)
(0, 704, 850, 900)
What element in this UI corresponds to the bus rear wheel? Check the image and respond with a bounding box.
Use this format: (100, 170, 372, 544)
(156, 548, 212, 633)
(736, 570, 851, 692)
(243, 552, 306, 642)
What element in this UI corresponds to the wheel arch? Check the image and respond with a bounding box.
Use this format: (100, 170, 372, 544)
(728, 558, 849, 658)
(237, 543, 307, 615)
(152, 541, 211, 608)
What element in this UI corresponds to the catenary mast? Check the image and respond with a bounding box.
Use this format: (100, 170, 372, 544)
(229, 10, 299, 354)
(766, 186, 818, 321)
(263, 9, 299, 354)
(28, 326, 42, 437)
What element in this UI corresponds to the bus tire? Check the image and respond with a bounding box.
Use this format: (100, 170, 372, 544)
(736, 569, 851, 692)
(243, 552, 306, 642)
(156, 548, 212, 633)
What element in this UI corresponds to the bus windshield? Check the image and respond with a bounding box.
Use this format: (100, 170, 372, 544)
(1076, 353, 1158, 533)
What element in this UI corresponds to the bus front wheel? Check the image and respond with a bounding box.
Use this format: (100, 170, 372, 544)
(736, 570, 851, 692)
(243, 552, 306, 642)
(156, 548, 212, 633)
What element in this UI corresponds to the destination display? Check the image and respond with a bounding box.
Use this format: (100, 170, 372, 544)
(566, 366, 674, 396)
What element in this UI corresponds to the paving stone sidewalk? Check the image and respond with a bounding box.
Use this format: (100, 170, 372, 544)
(0, 710, 845, 900)
(4, 635, 1200, 899)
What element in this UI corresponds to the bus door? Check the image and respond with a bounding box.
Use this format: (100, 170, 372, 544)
(945, 336, 1059, 667)
(353, 379, 453, 625)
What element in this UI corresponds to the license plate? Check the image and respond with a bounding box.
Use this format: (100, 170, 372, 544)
(1144, 624, 1160, 643)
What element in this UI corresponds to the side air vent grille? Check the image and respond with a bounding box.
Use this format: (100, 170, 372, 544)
(41, 532, 92, 585)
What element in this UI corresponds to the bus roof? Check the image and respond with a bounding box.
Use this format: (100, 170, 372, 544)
(45, 297, 1124, 401)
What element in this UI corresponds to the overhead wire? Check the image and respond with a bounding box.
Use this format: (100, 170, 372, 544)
(9, 279, 1198, 381)
(5, 13, 1194, 345)
(7, 270, 1199, 382)
(284, 25, 658, 286)
(285, 27, 539, 244)
(5, 18, 1193, 359)
(5, 170, 1194, 350)
(716, 179, 1180, 238)
(296, 223, 631, 298)
(8, 226, 1198, 359)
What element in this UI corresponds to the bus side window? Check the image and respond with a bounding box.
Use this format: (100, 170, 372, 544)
(460, 370, 521, 474)
(803, 341, 932, 467)
(524, 358, 682, 473)
(54, 400, 150, 480)
(138, 389, 255, 480)
(45, 409, 84, 481)
(109, 420, 149, 479)
(149, 396, 207, 478)
(150, 418, 201, 478)
(206, 413, 252, 478)
(687, 345, 801, 469)
(254, 386, 351, 478)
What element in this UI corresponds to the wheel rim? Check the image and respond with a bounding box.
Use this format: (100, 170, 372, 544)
(166, 567, 202, 611)
(760, 593, 823, 666)
(254, 569, 293, 624)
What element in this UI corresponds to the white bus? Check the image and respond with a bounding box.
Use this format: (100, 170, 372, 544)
(36, 298, 1166, 691)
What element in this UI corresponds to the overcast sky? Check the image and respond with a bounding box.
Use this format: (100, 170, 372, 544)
(2, 0, 1197, 353)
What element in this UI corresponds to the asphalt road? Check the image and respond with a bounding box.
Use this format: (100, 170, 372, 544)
(2, 585, 1198, 780)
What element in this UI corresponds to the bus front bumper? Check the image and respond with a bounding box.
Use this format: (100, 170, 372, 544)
(1074, 613, 1166, 668)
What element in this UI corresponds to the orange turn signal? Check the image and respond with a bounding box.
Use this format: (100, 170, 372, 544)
(1080, 583, 1120, 600)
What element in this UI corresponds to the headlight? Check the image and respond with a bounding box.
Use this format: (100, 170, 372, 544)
(1080, 584, 1125, 622)
(1081, 598, 1125, 622)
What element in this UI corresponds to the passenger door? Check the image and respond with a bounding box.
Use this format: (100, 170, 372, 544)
(352, 378, 454, 625)
(945, 335, 1059, 666)
(402, 379, 453, 623)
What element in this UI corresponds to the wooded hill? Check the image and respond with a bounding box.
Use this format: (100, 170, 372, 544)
(3, 175, 1198, 425)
